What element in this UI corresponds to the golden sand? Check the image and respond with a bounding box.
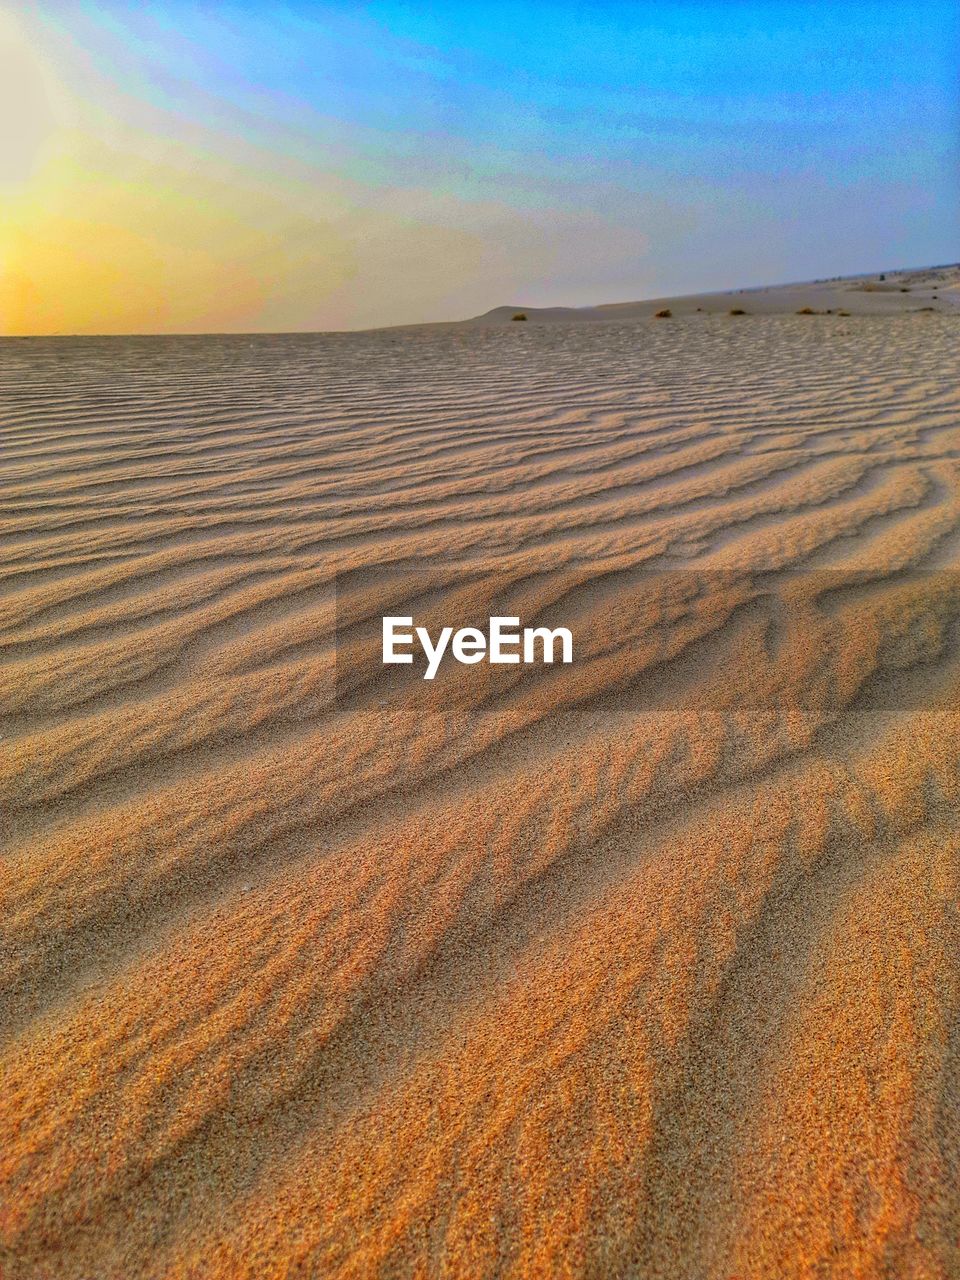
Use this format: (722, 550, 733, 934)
(2, 304, 960, 1277)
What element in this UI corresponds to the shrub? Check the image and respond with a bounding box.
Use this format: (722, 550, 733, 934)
(796, 307, 817, 315)
(729, 307, 747, 316)
(654, 308, 672, 318)
(512, 312, 528, 321)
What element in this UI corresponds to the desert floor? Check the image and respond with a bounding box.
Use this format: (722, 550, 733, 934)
(2, 304, 960, 1278)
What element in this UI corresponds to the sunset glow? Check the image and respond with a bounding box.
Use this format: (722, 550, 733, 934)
(2, 1, 956, 334)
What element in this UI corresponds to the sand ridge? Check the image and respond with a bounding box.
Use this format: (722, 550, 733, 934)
(2, 307, 960, 1278)
(455, 262, 960, 325)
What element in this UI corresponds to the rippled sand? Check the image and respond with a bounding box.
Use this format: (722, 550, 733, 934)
(2, 310, 960, 1278)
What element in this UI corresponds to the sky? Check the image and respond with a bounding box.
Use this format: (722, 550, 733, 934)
(1, 1, 957, 334)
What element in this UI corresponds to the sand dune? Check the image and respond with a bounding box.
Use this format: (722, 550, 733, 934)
(2, 302, 960, 1278)
(460, 262, 960, 324)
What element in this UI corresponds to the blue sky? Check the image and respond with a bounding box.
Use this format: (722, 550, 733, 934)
(3, 0, 957, 332)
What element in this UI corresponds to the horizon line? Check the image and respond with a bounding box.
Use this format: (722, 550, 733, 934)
(2, 259, 956, 341)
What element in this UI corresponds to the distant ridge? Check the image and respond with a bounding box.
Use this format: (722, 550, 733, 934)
(455, 263, 960, 326)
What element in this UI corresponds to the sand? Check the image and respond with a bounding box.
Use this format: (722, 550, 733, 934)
(457, 262, 960, 325)
(2, 286, 960, 1278)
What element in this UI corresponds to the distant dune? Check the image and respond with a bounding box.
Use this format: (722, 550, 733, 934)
(2, 295, 960, 1278)
(458, 262, 960, 324)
